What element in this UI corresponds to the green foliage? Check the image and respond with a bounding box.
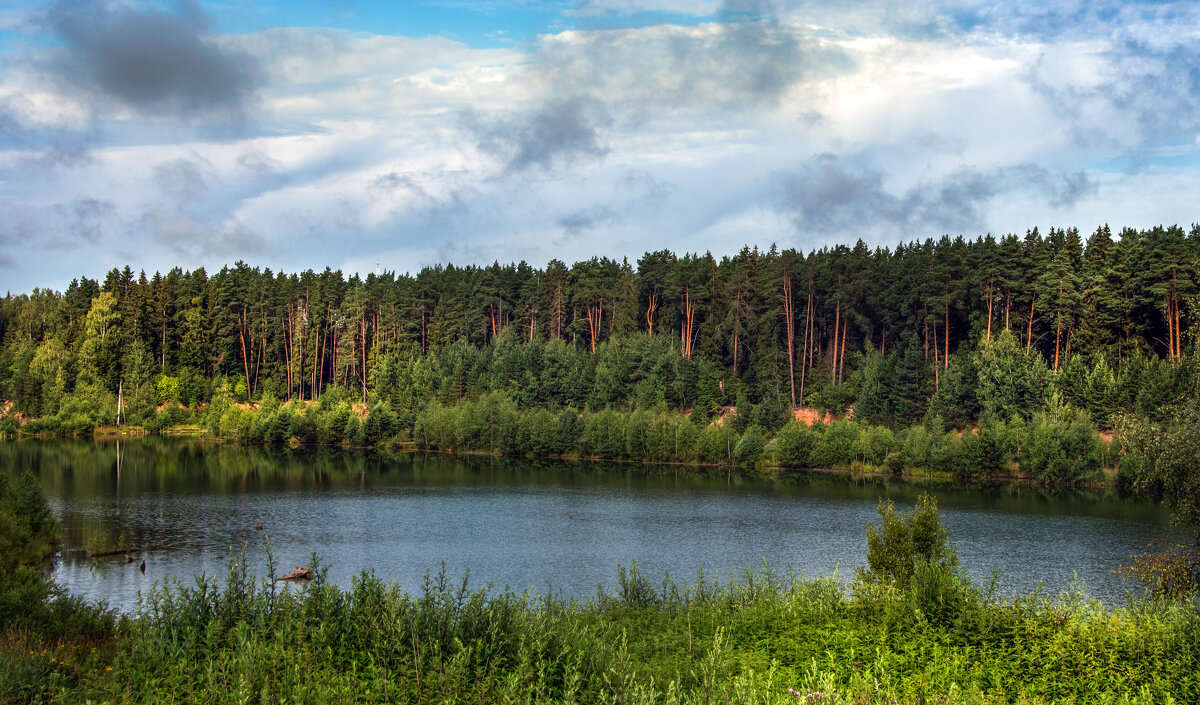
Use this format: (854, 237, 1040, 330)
(0, 471, 115, 659)
(1119, 400, 1200, 536)
(771, 421, 818, 468)
(809, 380, 857, 415)
(813, 420, 856, 468)
(975, 329, 1051, 421)
(2, 228, 1197, 450)
(926, 355, 980, 429)
(33, 376, 1118, 486)
(1120, 539, 1200, 599)
(852, 348, 889, 424)
(16, 543, 1200, 704)
(733, 424, 765, 465)
(155, 375, 181, 406)
(694, 422, 735, 463)
(4, 232, 1167, 491)
(582, 407, 627, 458)
(363, 401, 400, 446)
(1026, 410, 1103, 483)
(859, 493, 959, 590)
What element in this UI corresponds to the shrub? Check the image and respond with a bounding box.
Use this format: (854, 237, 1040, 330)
(858, 493, 958, 589)
(1116, 454, 1140, 490)
(883, 451, 905, 475)
(145, 405, 186, 433)
(289, 407, 319, 444)
(155, 375, 181, 405)
(1120, 539, 1200, 599)
(1027, 411, 1102, 483)
(22, 416, 60, 436)
(899, 426, 932, 470)
(343, 413, 364, 446)
(773, 421, 817, 467)
(951, 432, 984, 479)
(554, 407, 580, 455)
(817, 421, 857, 468)
(695, 423, 733, 463)
(1062, 411, 1103, 481)
(363, 402, 400, 446)
(0, 473, 111, 638)
(734, 425, 765, 465)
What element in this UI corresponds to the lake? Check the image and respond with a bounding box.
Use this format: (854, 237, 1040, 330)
(3, 437, 1182, 612)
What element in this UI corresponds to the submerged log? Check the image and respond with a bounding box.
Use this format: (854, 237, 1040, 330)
(277, 566, 314, 582)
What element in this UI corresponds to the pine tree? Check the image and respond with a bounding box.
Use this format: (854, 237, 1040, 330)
(1035, 247, 1083, 371)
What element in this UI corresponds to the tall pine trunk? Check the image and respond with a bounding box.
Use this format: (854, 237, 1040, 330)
(944, 298, 950, 370)
(783, 277, 795, 408)
(646, 292, 658, 336)
(800, 281, 813, 404)
(1026, 299, 1036, 352)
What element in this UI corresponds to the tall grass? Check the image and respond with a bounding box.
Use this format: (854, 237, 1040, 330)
(12, 541, 1197, 704)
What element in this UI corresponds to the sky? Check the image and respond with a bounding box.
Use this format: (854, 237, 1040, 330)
(2, 0, 1200, 293)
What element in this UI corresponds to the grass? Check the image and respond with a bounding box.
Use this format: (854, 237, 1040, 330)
(4, 545, 1198, 704)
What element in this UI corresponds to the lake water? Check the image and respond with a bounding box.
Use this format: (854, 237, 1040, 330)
(3, 437, 1183, 612)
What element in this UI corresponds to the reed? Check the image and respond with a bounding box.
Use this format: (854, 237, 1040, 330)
(6, 543, 1197, 704)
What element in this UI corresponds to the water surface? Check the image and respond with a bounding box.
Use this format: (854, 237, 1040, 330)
(3, 437, 1181, 612)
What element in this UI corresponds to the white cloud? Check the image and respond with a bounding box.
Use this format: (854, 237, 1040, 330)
(4, 5, 1200, 291)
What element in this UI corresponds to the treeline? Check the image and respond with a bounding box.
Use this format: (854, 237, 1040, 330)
(1, 224, 1198, 435)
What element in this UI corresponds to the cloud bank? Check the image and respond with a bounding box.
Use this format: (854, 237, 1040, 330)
(0, 0, 1198, 292)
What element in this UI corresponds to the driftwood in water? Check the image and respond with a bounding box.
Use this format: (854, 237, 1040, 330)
(277, 566, 314, 582)
(90, 542, 180, 558)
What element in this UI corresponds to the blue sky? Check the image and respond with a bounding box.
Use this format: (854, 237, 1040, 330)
(209, 1, 576, 46)
(2, 0, 1200, 292)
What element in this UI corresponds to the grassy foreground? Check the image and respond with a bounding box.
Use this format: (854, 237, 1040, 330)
(3, 477, 1197, 704)
(4, 548, 1199, 704)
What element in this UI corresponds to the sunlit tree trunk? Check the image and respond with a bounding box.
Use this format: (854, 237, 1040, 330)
(944, 298, 950, 370)
(238, 308, 252, 401)
(1026, 299, 1036, 352)
(680, 288, 695, 359)
(799, 282, 812, 404)
(839, 318, 847, 383)
(782, 276, 795, 408)
(645, 291, 658, 336)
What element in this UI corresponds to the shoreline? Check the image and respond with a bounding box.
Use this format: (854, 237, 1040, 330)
(5, 423, 1126, 492)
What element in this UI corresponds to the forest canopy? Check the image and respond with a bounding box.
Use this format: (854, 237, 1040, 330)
(1, 224, 1197, 433)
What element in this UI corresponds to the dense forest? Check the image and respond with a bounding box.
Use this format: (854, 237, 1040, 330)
(6, 228, 1200, 703)
(1, 224, 1196, 438)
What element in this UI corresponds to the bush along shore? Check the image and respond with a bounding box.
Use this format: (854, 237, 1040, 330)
(3, 384, 1120, 487)
(4, 482, 1200, 705)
